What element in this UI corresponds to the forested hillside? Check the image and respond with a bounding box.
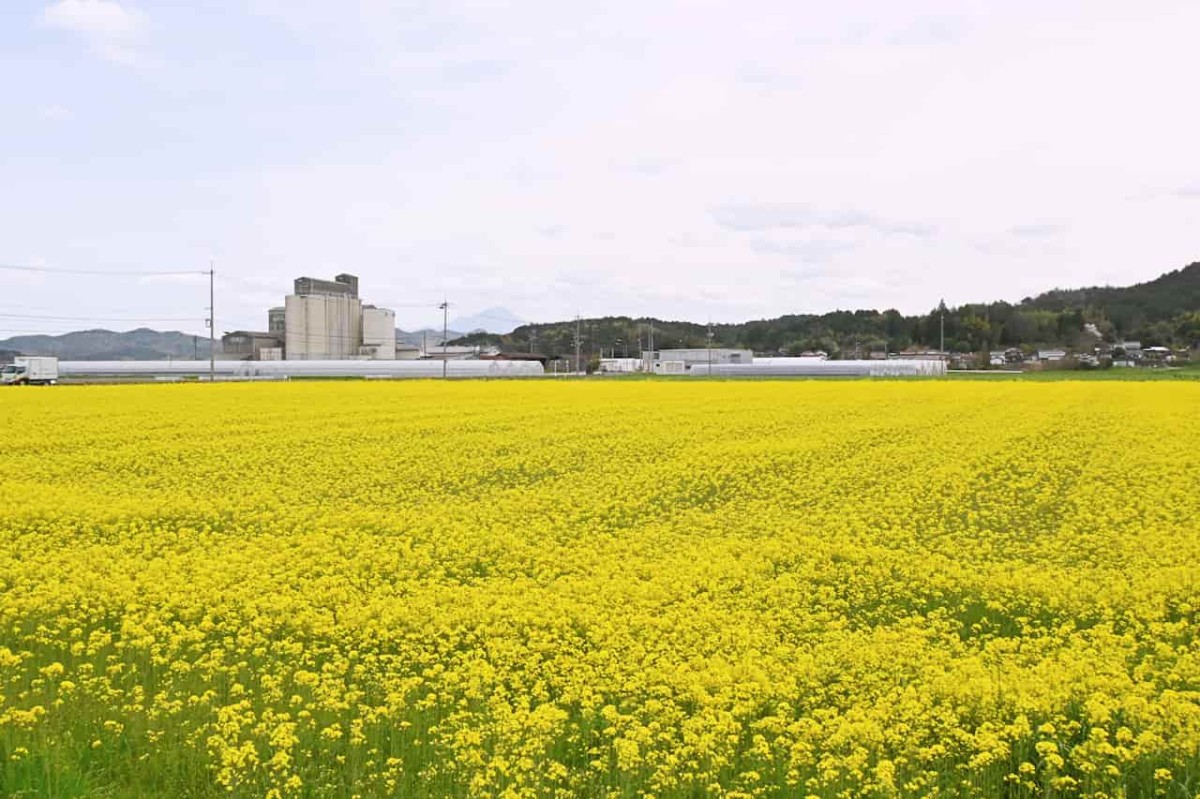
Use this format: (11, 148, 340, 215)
(0, 329, 214, 360)
(455, 262, 1200, 358)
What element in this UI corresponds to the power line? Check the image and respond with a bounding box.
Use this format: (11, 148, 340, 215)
(0, 312, 203, 322)
(0, 263, 207, 276)
(0, 301, 202, 314)
(0, 328, 206, 337)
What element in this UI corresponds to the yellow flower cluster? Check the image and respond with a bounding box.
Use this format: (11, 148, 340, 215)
(0, 380, 1198, 797)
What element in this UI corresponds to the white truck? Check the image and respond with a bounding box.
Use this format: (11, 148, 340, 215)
(1, 356, 59, 386)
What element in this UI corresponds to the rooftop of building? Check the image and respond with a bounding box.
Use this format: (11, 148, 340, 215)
(293, 274, 359, 298)
(222, 330, 280, 339)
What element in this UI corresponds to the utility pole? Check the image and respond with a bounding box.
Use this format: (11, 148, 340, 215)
(648, 320, 655, 374)
(939, 298, 946, 356)
(208, 263, 215, 382)
(574, 315, 582, 375)
(439, 300, 449, 379)
(706, 321, 714, 374)
(530, 327, 537, 354)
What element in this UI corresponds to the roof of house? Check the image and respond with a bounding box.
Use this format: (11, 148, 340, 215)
(222, 330, 280, 340)
(478, 352, 550, 364)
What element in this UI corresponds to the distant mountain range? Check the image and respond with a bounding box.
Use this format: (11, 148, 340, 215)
(0, 328, 213, 361)
(447, 307, 524, 334)
(391, 307, 524, 350)
(3, 266, 1196, 361)
(395, 328, 465, 350)
(0, 325, 475, 360)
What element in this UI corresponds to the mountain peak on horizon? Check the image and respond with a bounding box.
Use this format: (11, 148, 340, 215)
(447, 307, 525, 335)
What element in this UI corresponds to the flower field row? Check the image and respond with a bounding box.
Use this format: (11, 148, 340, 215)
(0, 380, 1197, 797)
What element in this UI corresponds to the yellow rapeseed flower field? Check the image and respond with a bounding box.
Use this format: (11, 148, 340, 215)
(1, 380, 1198, 798)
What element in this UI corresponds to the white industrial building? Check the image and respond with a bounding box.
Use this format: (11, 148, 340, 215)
(283, 274, 397, 360)
(689, 359, 947, 377)
(285, 293, 361, 360)
(599, 357, 644, 373)
(642, 348, 753, 374)
(361, 306, 397, 360)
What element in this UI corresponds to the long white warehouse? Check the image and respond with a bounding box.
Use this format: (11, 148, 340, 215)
(58, 360, 544, 379)
(689, 359, 946, 377)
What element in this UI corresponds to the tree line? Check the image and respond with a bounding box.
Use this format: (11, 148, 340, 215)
(452, 262, 1200, 359)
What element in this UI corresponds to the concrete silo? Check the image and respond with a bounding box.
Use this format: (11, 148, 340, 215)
(361, 306, 397, 360)
(285, 275, 363, 360)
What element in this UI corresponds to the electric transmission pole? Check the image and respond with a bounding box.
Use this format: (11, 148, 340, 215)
(939, 298, 946, 356)
(574, 316, 582, 375)
(208, 263, 215, 382)
(707, 321, 714, 374)
(439, 300, 449, 379)
(648, 320, 655, 374)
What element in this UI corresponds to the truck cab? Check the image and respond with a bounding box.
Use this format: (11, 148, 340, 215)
(0, 364, 25, 384)
(1, 357, 58, 385)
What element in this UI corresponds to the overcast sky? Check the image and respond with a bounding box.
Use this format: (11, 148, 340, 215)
(2, 0, 1198, 336)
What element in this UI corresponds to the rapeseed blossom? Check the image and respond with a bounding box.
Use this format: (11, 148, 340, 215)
(0, 380, 1198, 797)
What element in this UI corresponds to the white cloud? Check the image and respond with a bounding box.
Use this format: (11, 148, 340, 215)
(43, 0, 139, 36)
(37, 104, 73, 121)
(751, 238, 857, 261)
(41, 0, 145, 64)
(712, 204, 937, 238)
(1008, 223, 1065, 238)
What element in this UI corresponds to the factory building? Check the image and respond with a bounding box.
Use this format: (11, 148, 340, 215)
(360, 306, 397, 360)
(221, 330, 284, 360)
(283, 273, 397, 361)
(396, 343, 422, 359)
(642, 348, 753, 374)
(283, 293, 354, 360)
(219, 275, 400, 361)
(268, 307, 286, 335)
(285, 293, 362, 360)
